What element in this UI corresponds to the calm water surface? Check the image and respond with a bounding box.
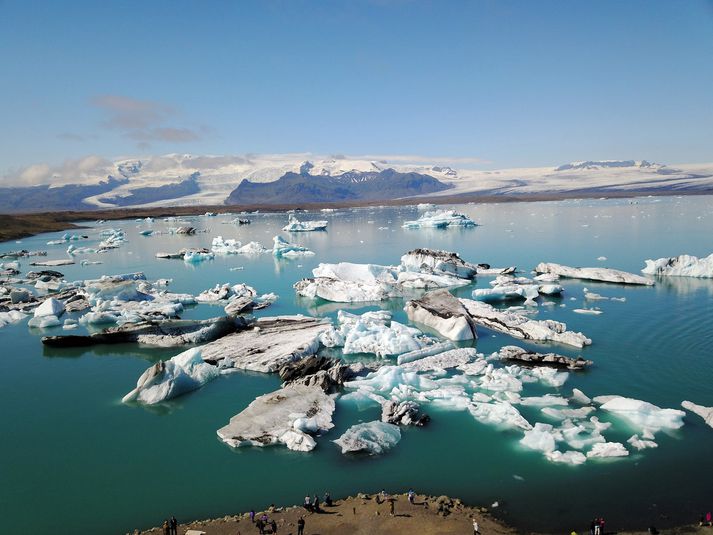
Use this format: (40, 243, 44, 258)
(1, 196, 712, 534)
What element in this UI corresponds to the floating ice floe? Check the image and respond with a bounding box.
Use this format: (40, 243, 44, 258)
(200, 316, 331, 373)
(681, 400, 713, 428)
(534, 262, 653, 286)
(0, 310, 26, 328)
(33, 297, 65, 318)
(320, 310, 432, 357)
(404, 289, 477, 341)
(42, 316, 244, 348)
(273, 235, 315, 258)
(295, 249, 481, 303)
(295, 262, 400, 302)
(458, 298, 592, 348)
(211, 236, 242, 254)
(333, 421, 401, 455)
(627, 434, 658, 450)
(402, 209, 477, 229)
(586, 442, 629, 459)
(184, 250, 214, 263)
(282, 215, 328, 232)
(496, 345, 592, 369)
(217, 385, 335, 452)
(401, 348, 478, 372)
(599, 396, 685, 434)
(642, 253, 713, 278)
(122, 347, 220, 404)
(381, 400, 430, 426)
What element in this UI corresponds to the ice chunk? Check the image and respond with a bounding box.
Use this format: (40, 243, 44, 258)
(521, 423, 559, 453)
(571, 388, 592, 405)
(401, 348, 477, 372)
(211, 236, 242, 254)
(642, 253, 713, 278)
(586, 442, 629, 459)
(237, 241, 268, 255)
(468, 401, 532, 430)
(459, 298, 591, 348)
(397, 341, 455, 365)
(472, 284, 539, 303)
(272, 235, 315, 258)
(184, 250, 214, 263)
(334, 421, 401, 455)
(323, 310, 431, 357)
(534, 262, 653, 286)
(217, 385, 335, 452)
(627, 434, 658, 450)
(520, 394, 569, 407)
(34, 297, 65, 318)
(600, 397, 685, 433)
(282, 215, 328, 232)
(404, 290, 477, 341)
(681, 400, 713, 428)
(28, 314, 61, 328)
(402, 209, 477, 229)
(546, 450, 587, 465)
(122, 347, 220, 404)
(0, 310, 27, 328)
(399, 248, 477, 279)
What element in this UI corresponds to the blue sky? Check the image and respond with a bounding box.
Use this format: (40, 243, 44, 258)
(1, 0, 712, 180)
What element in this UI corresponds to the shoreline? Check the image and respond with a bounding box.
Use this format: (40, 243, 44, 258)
(135, 492, 707, 535)
(2, 188, 712, 243)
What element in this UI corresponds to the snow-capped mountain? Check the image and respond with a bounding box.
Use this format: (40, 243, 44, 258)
(1, 154, 712, 212)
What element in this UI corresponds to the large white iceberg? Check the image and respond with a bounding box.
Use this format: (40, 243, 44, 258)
(642, 253, 713, 278)
(600, 396, 685, 433)
(122, 347, 220, 404)
(34, 297, 65, 318)
(333, 421, 401, 455)
(320, 310, 431, 357)
(402, 209, 477, 229)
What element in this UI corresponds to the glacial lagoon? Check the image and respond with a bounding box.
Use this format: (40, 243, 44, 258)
(1, 195, 713, 534)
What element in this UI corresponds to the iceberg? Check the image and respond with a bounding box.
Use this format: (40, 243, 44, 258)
(472, 284, 540, 303)
(400, 248, 477, 279)
(496, 345, 592, 370)
(0, 310, 26, 328)
(122, 347, 220, 404)
(627, 434, 658, 450)
(42, 316, 244, 348)
(184, 250, 214, 263)
(534, 262, 653, 286)
(333, 421, 401, 455)
(404, 289, 477, 341)
(402, 209, 477, 229)
(396, 341, 456, 365)
(642, 253, 713, 278)
(28, 315, 62, 329)
(320, 310, 431, 357)
(211, 236, 242, 254)
(272, 235, 315, 258)
(237, 241, 269, 255)
(521, 423, 559, 453)
(600, 396, 685, 433)
(459, 298, 592, 348)
(401, 348, 478, 372)
(33, 297, 65, 318)
(468, 400, 532, 430)
(586, 442, 629, 459)
(681, 400, 713, 428)
(217, 385, 335, 452)
(282, 215, 328, 232)
(200, 316, 331, 372)
(381, 400, 430, 426)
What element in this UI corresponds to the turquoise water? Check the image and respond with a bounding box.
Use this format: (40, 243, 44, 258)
(1, 196, 712, 534)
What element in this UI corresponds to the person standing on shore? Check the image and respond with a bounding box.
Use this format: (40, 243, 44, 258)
(304, 495, 311, 512)
(270, 519, 277, 533)
(170, 516, 177, 535)
(162, 519, 170, 535)
(312, 494, 320, 513)
(297, 516, 305, 535)
(250, 510, 255, 523)
(408, 489, 415, 505)
(389, 497, 395, 516)
(472, 518, 480, 535)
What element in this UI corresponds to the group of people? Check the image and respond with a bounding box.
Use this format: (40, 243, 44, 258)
(302, 492, 333, 513)
(161, 516, 177, 535)
(589, 517, 606, 535)
(248, 509, 305, 535)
